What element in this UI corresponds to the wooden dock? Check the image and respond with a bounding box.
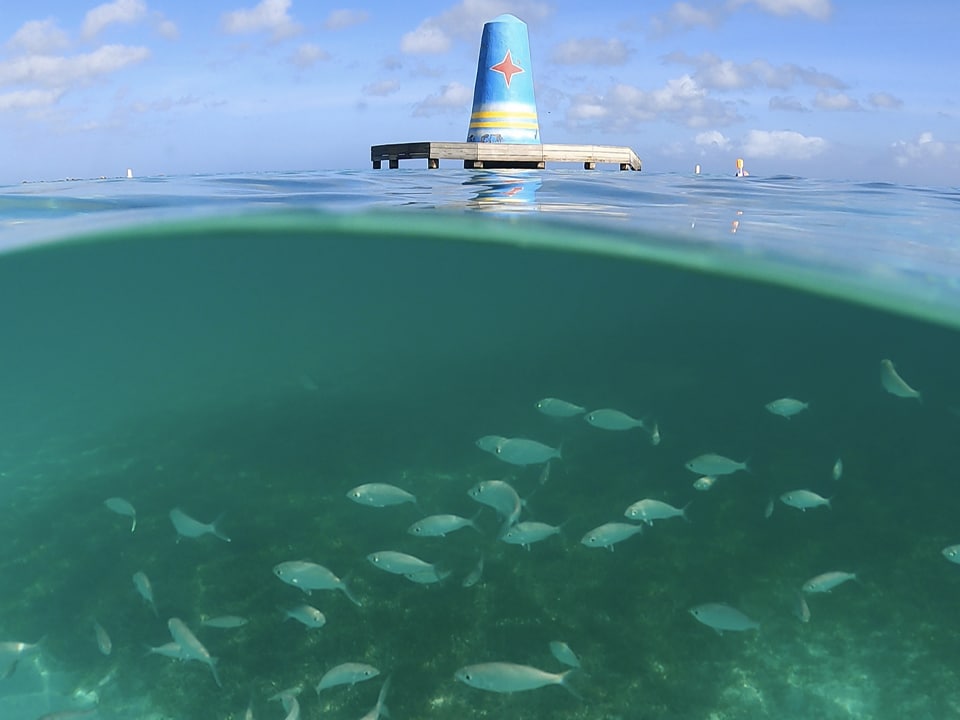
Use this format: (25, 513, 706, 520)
(370, 142, 641, 171)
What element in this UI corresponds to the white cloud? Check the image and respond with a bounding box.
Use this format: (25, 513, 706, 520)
(0, 87, 64, 111)
(742, 129, 827, 159)
(221, 0, 302, 40)
(82, 0, 148, 40)
(324, 9, 370, 30)
(363, 79, 400, 97)
(664, 51, 845, 91)
(551, 38, 631, 66)
(289, 43, 330, 68)
(568, 75, 742, 130)
(650, 2, 721, 35)
(695, 130, 731, 150)
(891, 132, 959, 168)
(413, 81, 472, 116)
(400, 0, 551, 55)
(731, 0, 833, 20)
(769, 95, 808, 112)
(868, 92, 902, 109)
(813, 90, 861, 111)
(653, 0, 830, 35)
(154, 13, 180, 40)
(129, 94, 200, 113)
(7, 19, 70, 54)
(401, 22, 451, 54)
(0, 45, 150, 88)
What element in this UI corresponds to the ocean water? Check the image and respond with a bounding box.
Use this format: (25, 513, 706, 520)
(1, 169, 959, 720)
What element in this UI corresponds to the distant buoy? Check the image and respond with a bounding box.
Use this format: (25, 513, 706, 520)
(695, 164, 701, 175)
(735, 158, 748, 177)
(466, 14, 540, 144)
(126, 168, 133, 179)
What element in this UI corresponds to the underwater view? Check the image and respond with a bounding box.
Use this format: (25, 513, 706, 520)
(1, 170, 960, 720)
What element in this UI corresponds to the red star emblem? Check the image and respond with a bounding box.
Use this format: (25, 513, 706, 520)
(490, 50, 523, 88)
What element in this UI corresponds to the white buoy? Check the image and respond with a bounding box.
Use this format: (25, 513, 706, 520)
(695, 164, 701, 174)
(126, 168, 133, 179)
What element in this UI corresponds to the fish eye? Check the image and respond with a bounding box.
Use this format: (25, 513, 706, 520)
(589, 536, 597, 543)
(413, 526, 422, 534)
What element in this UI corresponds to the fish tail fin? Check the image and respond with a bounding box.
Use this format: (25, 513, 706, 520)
(341, 583, 363, 608)
(209, 657, 222, 688)
(559, 669, 584, 701)
(468, 509, 484, 533)
(681, 501, 693, 522)
(130, 517, 137, 533)
(212, 514, 232, 543)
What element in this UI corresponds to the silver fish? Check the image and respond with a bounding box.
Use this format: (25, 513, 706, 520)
(0, 639, 42, 679)
(689, 603, 760, 633)
(535, 397, 586, 418)
(684, 453, 749, 476)
(475, 435, 507, 454)
(764, 397, 809, 418)
(580, 522, 643, 550)
(133, 571, 158, 617)
(315, 662, 380, 693)
(467, 479, 522, 529)
(358, 676, 391, 720)
(93, 620, 111, 656)
(802, 571, 857, 593)
(624, 498, 688, 525)
(367, 550, 436, 575)
(880, 358, 921, 400)
(764, 498, 775, 519)
(273, 561, 362, 606)
(832, 457, 844, 481)
(548, 641, 581, 668)
(462, 553, 484, 588)
(454, 662, 578, 696)
(650, 422, 661, 446)
(780, 489, 831, 511)
(104, 497, 136, 532)
(169, 507, 230, 542)
(942, 544, 960, 564)
(200, 615, 248, 629)
(279, 694, 300, 720)
(693, 475, 717, 491)
(145, 641, 184, 659)
(404, 567, 451, 584)
(494, 438, 561, 466)
(793, 591, 811, 623)
(284, 604, 326, 629)
(407, 514, 479, 537)
(346, 482, 417, 508)
(501, 520, 562, 549)
(584, 408, 646, 431)
(167, 617, 221, 687)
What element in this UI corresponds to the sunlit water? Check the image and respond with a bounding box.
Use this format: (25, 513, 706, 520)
(1, 170, 959, 720)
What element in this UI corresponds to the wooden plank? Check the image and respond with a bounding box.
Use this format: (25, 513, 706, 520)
(370, 142, 641, 170)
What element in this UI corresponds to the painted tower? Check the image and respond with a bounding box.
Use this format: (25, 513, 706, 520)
(466, 14, 540, 144)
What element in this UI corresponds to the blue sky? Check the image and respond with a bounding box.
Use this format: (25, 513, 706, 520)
(1, 0, 958, 186)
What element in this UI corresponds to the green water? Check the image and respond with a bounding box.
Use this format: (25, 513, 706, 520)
(1, 212, 959, 719)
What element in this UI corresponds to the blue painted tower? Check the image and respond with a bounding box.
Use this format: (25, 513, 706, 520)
(466, 14, 540, 144)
